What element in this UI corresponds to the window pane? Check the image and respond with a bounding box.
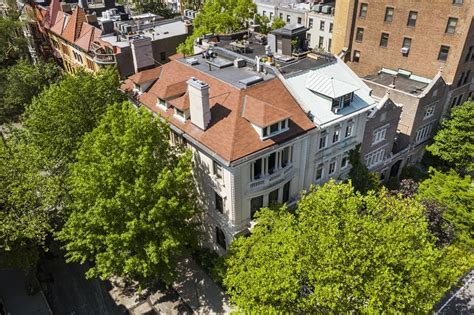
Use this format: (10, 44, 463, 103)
(384, 7, 394, 22)
(446, 17, 458, 34)
(360, 3, 368, 18)
(215, 193, 223, 213)
(438, 45, 450, 61)
(282, 181, 290, 203)
(250, 196, 264, 220)
(356, 28, 364, 41)
(353, 50, 360, 63)
(269, 188, 279, 205)
(407, 11, 417, 26)
(380, 33, 389, 47)
(254, 158, 262, 179)
(215, 227, 226, 249)
(270, 123, 279, 133)
(281, 147, 290, 168)
(268, 152, 277, 174)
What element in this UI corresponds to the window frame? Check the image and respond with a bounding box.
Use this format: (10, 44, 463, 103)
(438, 45, 450, 61)
(213, 160, 223, 179)
(215, 192, 224, 214)
(355, 27, 364, 42)
(353, 50, 361, 63)
(445, 17, 458, 34)
(320, 20, 325, 31)
(359, 3, 368, 18)
(380, 32, 389, 48)
(384, 7, 394, 22)
(407, 11, 417, 27)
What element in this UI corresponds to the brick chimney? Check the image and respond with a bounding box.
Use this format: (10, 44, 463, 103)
(187, 77, 211, 130)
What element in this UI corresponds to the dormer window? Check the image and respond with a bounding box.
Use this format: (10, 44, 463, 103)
(157, 98, 167, 109)
(261, 119, 289, 139)
(331, 93, 354, 113)
(175, 108, 185, 119)
(242, 96, 291, 140)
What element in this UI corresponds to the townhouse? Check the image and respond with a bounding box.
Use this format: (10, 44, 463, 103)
(22, 0, 190, 77)
(122, 25, 377, 252)
(254, 0, 336, 52)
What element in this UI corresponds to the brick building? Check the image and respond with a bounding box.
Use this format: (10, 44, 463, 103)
(332, 0, 474, 111)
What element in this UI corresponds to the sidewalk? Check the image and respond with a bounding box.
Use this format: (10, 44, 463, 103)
(173, 257, 232, 314)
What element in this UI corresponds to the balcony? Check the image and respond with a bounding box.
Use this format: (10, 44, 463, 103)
(247, 164, 295, 194)
(93, 53, 115, 64)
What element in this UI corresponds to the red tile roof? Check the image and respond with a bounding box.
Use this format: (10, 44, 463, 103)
(129, 67, 162, 85)
(242, 95, 291, 128)
(62, 7, 86, 42)
(122, 61, 315, 163)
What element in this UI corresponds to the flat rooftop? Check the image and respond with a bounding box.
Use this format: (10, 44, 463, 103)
(364, 70, 431, 96)
(178, 53, 275, 89)
(101, 20, 188, 48)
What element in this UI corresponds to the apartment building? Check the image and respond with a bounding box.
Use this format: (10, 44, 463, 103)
(254, 0, 336, 52)
(122, 26, 377, 252)
(306, 2, 335, 52)
(332, 0, 474, 110)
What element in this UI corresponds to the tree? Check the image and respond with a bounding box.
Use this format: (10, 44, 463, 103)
(56, 102, 199, 284)
(271, 17, 285, 30)
(224, 181, 471, 313)
(427, 101, 474, 174)
(254, 14, 270, 34)
(347, 144, 380, 194)
(418, 168, 474, 250)
(177, 0, 256, 55)
(0, 59, 62, 124)
(0, 131, 60, 270)
(0, 17, 27, 67)
(133, 0, 175, 19)
(24, 67, 125, 166)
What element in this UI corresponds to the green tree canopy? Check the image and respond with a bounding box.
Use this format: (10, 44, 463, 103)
(177, 0, 256, 55)
(418, 168, 474, 250)
(270, 17, 285, 30)
(24, 67, 125, 166)
(0, 132, 60, 270)
(348, 144, 380, 194)
(427, 101, 474, 174)
(224, 181, 471, 313)
(0, 16, 27, 67)
(56, 102, 199, 284)
(133, 0, 175, 18)
(0, 59, 62, 124)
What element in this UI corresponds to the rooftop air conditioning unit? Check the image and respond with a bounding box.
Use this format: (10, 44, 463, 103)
(400, 47, 410, 54)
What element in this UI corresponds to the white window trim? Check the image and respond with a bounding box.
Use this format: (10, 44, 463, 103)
(372, 124, 389, 145)
(261, 119, 289, 140)
(365, 147, 386, 168)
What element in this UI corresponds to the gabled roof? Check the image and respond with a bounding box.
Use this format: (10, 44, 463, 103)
(121, 61, 315, 163)
(306, 72, 359, 99)
(50, 11, 68, 36)
(129, 67, 162, 85)
(242, 96, 291, 128)
(75, 23, 94, 51)
(62, 7, 87, 42)
(168, 92, 190, 110)
(44, 0, 60, 28)
(150, 75, 188, 100)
